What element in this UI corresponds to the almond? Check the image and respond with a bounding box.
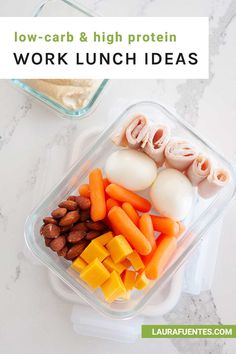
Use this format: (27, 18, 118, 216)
(86, 221, 107, 231)
(59, 210, 80, 226)
(60, 225, 73, 233)
(44, 237, 52, 247)
(43, 217, 57, 225)
(67, 230, 86, 243)
(66, 240, 88, 260)
(72, 222, 88, 232)
(59, 200, 78, 211)
(50, 236, 66, 252)
(85, 231, 101, 240)
(41, 224, 61, 238)
(80, 209, 90, 222)
(51, 207, 67, 219)
(67, 195, 77, 202)
(76, 196, 91, 210)
(57, 245, 68, 257)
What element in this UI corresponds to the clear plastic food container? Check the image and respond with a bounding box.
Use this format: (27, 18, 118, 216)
(12, 0, 108, 119)
(25, 101, 236, 319)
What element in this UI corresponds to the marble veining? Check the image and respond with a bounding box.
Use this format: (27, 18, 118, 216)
(175, 0, 236, 126)
(0, 98, 32, 151)
(165, 292, 225, 354)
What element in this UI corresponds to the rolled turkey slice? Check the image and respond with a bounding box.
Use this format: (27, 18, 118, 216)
(143, 124, 170, 166)
(164, 139, 198, 171)
(112, 115, 149, 149)
(198, 168, 230, 199)
(186, 154, 212, 186)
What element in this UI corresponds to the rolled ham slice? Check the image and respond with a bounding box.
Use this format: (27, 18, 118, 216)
(143, 125, 170, 166)
(164, 139, 198, 171)
(186, 154, 212, 186)
(198, 168, 230, 199)
(112, 115, 149, 149)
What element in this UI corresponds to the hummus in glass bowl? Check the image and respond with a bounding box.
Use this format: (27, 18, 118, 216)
(22, 79, 101, 111)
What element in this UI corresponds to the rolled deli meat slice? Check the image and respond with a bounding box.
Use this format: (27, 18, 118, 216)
(112, 115, 149, 149)
(186, 154, 212, 186)
(164, 139, 198, 171)
(143, 125, 170, 166)
(198, 168, 231, 199)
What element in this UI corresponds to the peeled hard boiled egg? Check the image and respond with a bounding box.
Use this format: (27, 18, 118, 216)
(150, 168, 194, 220)
(105, 149, 157, 191)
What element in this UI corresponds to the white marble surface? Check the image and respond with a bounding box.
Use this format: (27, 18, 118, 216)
(1, 0, 236, 353)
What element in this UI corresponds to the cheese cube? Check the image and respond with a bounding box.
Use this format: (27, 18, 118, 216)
(95, 231, 113, 246)
(80, 258, 110, 289)
(80, 240, 109, 263)
(135, 272, 149, 290)
(71, 257, 87, 273)
(101, 271, 126, 303)
(103, 256, 126, 275)
(106, 235, 133, 263)
(122, 270, 136, 290)
(128, 251, 144, 271)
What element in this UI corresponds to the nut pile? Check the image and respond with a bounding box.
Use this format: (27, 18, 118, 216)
(40, 195, 109, 261)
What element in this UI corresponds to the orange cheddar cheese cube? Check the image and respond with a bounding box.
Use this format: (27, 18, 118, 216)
(80, 258, 110, 289)
(95, 231, 113, 246)
(122, 270, 136, 291)
(135, 271, 149, 290)
(106, 235, 133, 263)
(127, 251, 144, 271)
(101, 271, 126, 303)
(71, 257, 87, 273)
(103, 256, 126, 275)
(80, 240, 109, 263)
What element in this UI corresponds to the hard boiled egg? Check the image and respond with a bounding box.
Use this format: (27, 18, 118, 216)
(105, 149, 157, 191)
(150, 168, 194, 220)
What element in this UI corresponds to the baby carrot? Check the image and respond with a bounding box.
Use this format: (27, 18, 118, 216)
(122, 202, 140, 226)
(141, 246, 157, 266)
(103, 178, 110, 189)
(78, 184, 90, 198)
(140, 214, 156, 265)
(145, 235, 177, 280)
(110, 218, 122, 235)
(78, 179, 109, 199)
(151, 215, 179, 237)
(108, 206, 151, 256)
(106, 198, 121, 211)
(139, 214, 156, 249)
(89, 168, 106, 222)
(106, 184, 151, 212)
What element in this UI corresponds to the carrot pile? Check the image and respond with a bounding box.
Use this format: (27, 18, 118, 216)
(73, 167, 185, 300)
(108, 206, 151, 256)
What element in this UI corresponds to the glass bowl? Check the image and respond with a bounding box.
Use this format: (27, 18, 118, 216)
(25, 101, 236, 319)
(12, 0, 108, 119)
